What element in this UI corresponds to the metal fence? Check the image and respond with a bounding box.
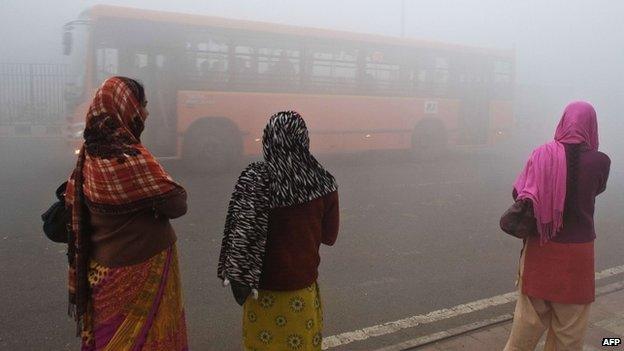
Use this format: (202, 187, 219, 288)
(0, 63, 69, 125)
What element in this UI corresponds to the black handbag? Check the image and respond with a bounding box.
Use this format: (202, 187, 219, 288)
(41, 182, 71, 243)
(499, 198, 537, 239)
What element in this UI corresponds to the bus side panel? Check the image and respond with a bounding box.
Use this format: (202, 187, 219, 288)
(177, 91, 460, 156)
(489, 99, 514, 143)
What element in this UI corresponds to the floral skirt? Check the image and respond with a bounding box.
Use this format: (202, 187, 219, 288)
(81, 245, 188, 351)
(243, 282, 323, 351)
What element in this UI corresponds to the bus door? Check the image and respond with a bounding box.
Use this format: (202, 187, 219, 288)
(131, 51, 179, 157)
(93, 21, 179, 157)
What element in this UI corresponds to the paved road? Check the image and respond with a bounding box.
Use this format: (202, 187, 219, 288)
(1, 137, 622, 350)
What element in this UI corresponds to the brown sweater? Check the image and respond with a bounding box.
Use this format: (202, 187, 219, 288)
(260, 191, 339, 291)
(88, 190, 187, 267)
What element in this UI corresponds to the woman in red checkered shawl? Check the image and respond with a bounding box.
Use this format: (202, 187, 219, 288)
(65, 77, 189, 350)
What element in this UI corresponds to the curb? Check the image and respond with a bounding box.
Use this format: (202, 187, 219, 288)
(374, 314, 513, 351)
(374, 280, 624, 351)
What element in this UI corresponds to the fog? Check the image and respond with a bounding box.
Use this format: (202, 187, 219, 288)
(3, 0, 624, 85)
(2, 0, 623, 140)
(1, 1, 623, 350)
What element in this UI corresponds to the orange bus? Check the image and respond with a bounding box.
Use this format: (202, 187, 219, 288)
(63, 5, 514, 171)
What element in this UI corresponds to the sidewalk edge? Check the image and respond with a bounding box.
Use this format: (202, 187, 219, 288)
(374, 280, 624, 351)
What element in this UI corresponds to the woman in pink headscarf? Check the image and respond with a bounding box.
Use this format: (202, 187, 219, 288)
(504, 101, 610, 350)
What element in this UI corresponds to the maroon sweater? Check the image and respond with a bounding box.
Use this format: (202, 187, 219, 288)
(259, 191, 339, 291)
(554, 149, 610, 243)
(514, 149, 610, 243)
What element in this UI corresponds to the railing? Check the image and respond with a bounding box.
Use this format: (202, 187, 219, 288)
(0, 63, 69, 126)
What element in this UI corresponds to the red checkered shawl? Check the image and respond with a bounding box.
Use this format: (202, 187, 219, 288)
(64, 77, 183, 334)
(79, 145, 180, 213)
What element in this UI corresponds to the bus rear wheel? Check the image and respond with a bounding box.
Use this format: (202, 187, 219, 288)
(182, 118, 242, 173)
(411, 119, 448, 160)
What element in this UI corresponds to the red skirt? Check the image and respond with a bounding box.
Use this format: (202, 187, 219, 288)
(522, 237, 595, 304)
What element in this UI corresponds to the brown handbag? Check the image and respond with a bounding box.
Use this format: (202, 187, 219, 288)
(500, 198, 537, 239)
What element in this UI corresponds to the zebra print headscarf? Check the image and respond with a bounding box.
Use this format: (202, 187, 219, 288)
(218, 111, 337, 305)
(263, 111, 338, 207)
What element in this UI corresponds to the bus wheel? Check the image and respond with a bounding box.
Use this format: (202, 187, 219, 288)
(411, 119, 448, 160)
(182, 118, 242, 173)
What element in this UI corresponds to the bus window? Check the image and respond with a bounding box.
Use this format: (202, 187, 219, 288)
(128, 52, 148, 78)
(494, 60, 512, 83)
(311, 51, 332, 77)
(184, 28, 229, 87)
(134, 53, 148, 70)
(155, 54, 167, 69)
(457, 57, 487, 87)
(456, 56, 472, 85)
(400, 52, 431, 96)
(434, 58, 450, 83)
(364, 49, 400, 94)
(195, 39, 229, 84)
(233, 45, 256, 79)
(433, 57, 450, 96)
(96, 47, 119, 83)
(257, 46, 300, 90)
(333, 50, 358, 80)
(493, 59, 513, 98)
(416, 69, 429, 90)
(308, 47, 358, 94)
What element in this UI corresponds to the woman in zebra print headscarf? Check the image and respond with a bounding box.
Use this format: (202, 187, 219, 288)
(218, 111, 339, 350)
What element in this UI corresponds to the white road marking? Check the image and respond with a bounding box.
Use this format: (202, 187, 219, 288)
(322, 264, 624, 349)
(595, 265, 624, 279)
(322, 292, 517, 349)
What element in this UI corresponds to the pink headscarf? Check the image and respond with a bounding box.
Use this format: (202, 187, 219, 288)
(514, 101, 599, 243)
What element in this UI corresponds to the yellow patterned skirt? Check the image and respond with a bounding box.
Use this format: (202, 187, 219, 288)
(243, 282, 323, 351)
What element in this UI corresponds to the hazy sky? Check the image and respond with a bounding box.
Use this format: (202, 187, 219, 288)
(1, 0, 623, 96)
